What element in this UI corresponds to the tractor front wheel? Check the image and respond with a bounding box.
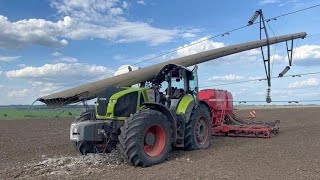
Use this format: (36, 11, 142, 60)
(184, 104, 212, 150)
(119, 110, 172, 167)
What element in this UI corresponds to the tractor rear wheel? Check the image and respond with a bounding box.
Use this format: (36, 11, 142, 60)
(184, 104, 211, 150)
(119, 109, 172, 167)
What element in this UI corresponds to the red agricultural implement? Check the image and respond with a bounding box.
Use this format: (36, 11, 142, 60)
(199, 89, 280, 138)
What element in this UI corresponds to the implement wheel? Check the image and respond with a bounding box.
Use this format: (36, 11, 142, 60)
(184, 104, 212, 150)
(119, 110, 172, 167)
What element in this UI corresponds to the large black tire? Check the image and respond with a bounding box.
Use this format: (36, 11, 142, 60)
(184, 104, 212, 150)
(77, 141, 95, 155)
(75, 131, 119, 155)
(119, 110, 172, 167)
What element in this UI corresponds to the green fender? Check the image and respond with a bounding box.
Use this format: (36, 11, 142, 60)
(176, 94, 196, 123)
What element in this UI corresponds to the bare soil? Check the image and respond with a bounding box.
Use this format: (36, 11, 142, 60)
(1, 107, 320, 180)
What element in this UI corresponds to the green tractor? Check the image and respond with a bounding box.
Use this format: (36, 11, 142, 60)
(70, 64, 212, 167)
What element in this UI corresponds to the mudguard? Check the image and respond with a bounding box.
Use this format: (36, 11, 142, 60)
(176, 94, 196, 123)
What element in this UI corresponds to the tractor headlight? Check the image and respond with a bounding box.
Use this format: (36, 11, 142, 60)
(111, 99, 117, 103)
(108, 99, 117, 106)
(70, 123, 79, 141)
(72, 123, 78, 133)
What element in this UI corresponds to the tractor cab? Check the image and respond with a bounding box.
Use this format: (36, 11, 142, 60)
(149, 64, 198, 109)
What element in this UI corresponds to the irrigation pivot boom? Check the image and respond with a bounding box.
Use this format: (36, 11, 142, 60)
(38, 32, 306, 107)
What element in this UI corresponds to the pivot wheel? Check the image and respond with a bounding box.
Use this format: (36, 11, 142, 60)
(119, 109, 172, 167)
(184, 104, 212, 150)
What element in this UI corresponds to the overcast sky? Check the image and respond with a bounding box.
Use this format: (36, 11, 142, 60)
(0, 0, 319, 105)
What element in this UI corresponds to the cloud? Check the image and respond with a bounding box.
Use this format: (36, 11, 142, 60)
(249, 76, 265, 80)
(18, 64, 26, 68)
(0, 55, 21, 62)
(271, 54, 284, 62)
(113, 54, 127, 60)
(294, 45, 320, 60)
(8, 89, 30, 97)
(0, 0, 195, 49)
(172, 36, 266, 66)
(122, 1, 129, 9)
(6, 63, 113, 83)
(30, 81, 60, 97)
(208, 74, 244, 81)
(288, 78, 320, 89)
(292, 44, 320, 66)
(175, 37, 225, 58)
(57, 56, 79, 63)
(50, 52, 78, 63)
(137, 0, 146, 5)
(221, 49, 261, 64)
(5, 62, 115, 97)
(50, 0, 124, 21)
(51, 52, 63, 57)
(180, 32, 197, 38)
(75, 21, 177, 45)
(118, 36, 219, 66)
(0, 15, 70, 49)
(259, 0, 280, 5)
(114, 64, 139, 76)
(50, 0, 181, 45)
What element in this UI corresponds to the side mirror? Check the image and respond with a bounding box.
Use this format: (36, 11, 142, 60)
(192, 65, 198, 71)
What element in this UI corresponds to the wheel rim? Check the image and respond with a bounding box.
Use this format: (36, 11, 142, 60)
(144, 124, 166, 157)
(195, 117, 208, 145)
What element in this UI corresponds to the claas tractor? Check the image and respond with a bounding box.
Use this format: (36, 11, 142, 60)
(70, 64, 212, 167)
